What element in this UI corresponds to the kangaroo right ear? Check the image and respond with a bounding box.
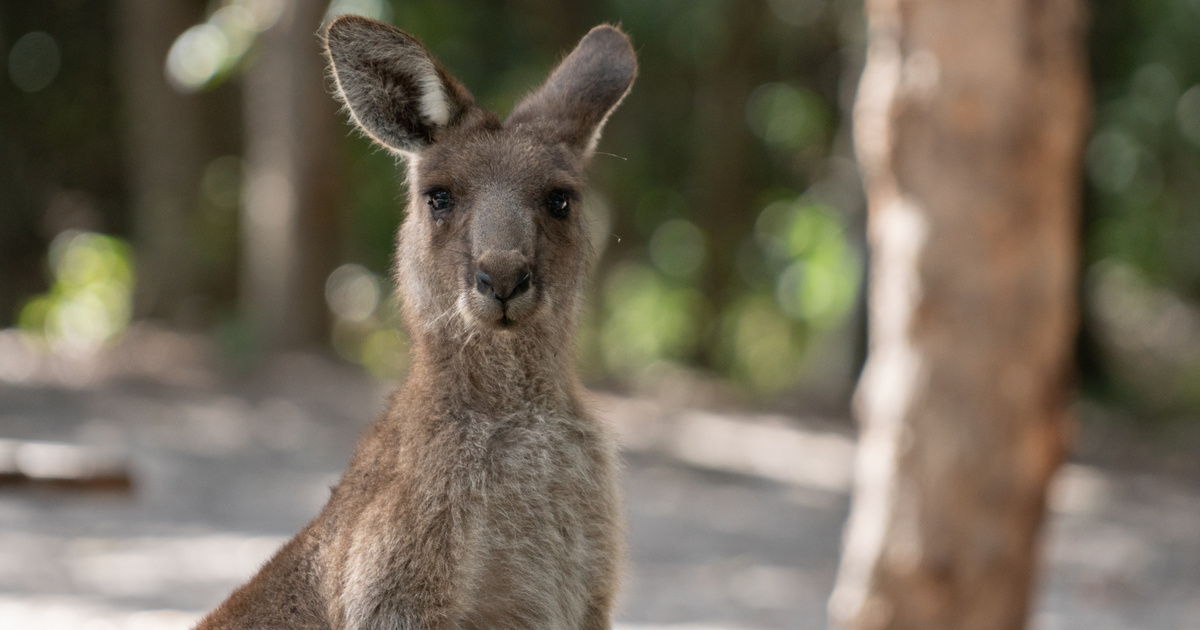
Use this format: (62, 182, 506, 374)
(506, 25, 637, 158)
(325, 16, 473, 156)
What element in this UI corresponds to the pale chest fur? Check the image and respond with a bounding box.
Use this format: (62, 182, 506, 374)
(456, 411, 621, 630)
(321, 405, 621, 630)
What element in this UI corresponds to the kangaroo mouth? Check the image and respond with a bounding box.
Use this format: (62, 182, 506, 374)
(484, 308, 528, 331)
(462, 285, 540, 330)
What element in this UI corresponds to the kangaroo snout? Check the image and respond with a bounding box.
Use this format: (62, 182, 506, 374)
(475, 250, 532, 303)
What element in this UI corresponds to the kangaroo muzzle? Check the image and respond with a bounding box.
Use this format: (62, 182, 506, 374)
(475, 250, 532, 303)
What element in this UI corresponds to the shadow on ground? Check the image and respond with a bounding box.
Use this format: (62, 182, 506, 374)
(0, 331, 1197, 629)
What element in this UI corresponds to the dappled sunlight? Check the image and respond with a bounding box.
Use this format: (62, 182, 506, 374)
(326, 263, 382, 323)
(0, 324, 218, 390)
(755, 199, 859, 328)
(746, 82, 831, 151)
(16, 232, 134, 361)
(721, 296, 805, 393)
(7, 31, 61, 93)
(0, 354, 1198, 629)
(600, 262, 709, 375)
(2, 0, 1200, 627)
(1086, 128, 1142, 195)
(650, 219, 707, 279)
(326, 0, 394, 23)
(325, 263, 410, 381)
(1082, 49, 1200, 416)
(167, 24, 231, 91)
(0, 331, 39, 384)
(594, 190, 860, 394)
(165, 0, 284, 92)
(0, 596, 764, 630)
(0, 532, 283, 629)
(0, 596, 200, 630)
(166, 0, 394, 92)
(1087, 259, 1200, 408)
(64, 536, 286, 598)
(599, 394, 855, 493)
(669, 410, 853, 492)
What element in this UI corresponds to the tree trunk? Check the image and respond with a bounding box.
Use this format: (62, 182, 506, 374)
(113, 0, 206, 322)
(240, 0, 340, 348)
(829, 1, 1089, 629)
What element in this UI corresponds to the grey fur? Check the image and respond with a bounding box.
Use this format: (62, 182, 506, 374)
(194, 16, 637, 630)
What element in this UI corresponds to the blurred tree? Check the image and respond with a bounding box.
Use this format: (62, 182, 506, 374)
(240, 0, 341, 347)
(0, 2, 126, 327)
(321, 0, 867, 398)
(829, 1, 1089, 628)
(113, 0, 207, 323)
(690, 0, 769, 330)
(0, 0, 866, 397)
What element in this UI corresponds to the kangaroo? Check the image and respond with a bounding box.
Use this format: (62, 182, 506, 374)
(194, 15, 637, 630)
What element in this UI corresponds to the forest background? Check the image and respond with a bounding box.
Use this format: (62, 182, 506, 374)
(1, 0, 1198, 433)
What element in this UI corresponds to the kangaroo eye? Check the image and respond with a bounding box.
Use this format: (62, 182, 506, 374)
(427, 189, 452, 215)
(547, 190, 572, 219)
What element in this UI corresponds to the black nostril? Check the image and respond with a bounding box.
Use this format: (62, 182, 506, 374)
(512, 269, 532, 297)
(475, 270, 493, 297)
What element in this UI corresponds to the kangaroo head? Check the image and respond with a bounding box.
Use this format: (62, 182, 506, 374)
(325, 17, 636, 347)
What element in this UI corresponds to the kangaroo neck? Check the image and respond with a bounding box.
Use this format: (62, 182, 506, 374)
(408, 320, 579, 415)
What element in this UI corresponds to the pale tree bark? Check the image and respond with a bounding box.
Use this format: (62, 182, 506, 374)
(829, 1, 1090, 629)
(113, 0, 206, 322)
(240, 0, 340, 347)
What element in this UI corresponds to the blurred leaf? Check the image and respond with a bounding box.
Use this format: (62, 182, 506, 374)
(18, 232, 135, 354)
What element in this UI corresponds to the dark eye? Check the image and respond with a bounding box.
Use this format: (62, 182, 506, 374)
(547, 190, 572, 219)
(426, 188, 452, 216)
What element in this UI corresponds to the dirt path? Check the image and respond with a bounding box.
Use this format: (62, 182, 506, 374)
(0, 348, 1197, 629)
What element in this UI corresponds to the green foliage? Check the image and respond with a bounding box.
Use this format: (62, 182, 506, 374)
(197, 155, 243, 277)
(755, 199, 859, 328)
(6, 0, 1198, 415)
(599, 262, 710, 373)
(342, 137, 405, 274)
(1089, 0, 1200, 294)
(1085, 0, 1200, 411)
(746, 82, 832, 152)
(325, 0, 863, 395)
(18, 232, 135, 354)
(0, 1, 126, 329)
(720, 294, 807, 392)
(325, 263, 409, 381)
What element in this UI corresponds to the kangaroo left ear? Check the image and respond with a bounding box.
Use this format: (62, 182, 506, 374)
(325, 15, 475, 157)
(506, 25, 637, 159)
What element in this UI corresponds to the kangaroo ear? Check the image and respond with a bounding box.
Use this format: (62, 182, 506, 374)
(507, 25, 637, 158)
(325, 16, 473, 156)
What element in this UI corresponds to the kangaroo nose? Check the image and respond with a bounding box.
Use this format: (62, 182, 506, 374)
(475, 270, 493, 296)
(475, 251, 532, 302)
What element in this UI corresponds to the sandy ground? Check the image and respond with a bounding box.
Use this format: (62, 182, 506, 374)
(0, 339, 1198, 629)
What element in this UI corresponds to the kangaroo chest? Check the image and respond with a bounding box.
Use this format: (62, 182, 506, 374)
(457, 415, 617, 629)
